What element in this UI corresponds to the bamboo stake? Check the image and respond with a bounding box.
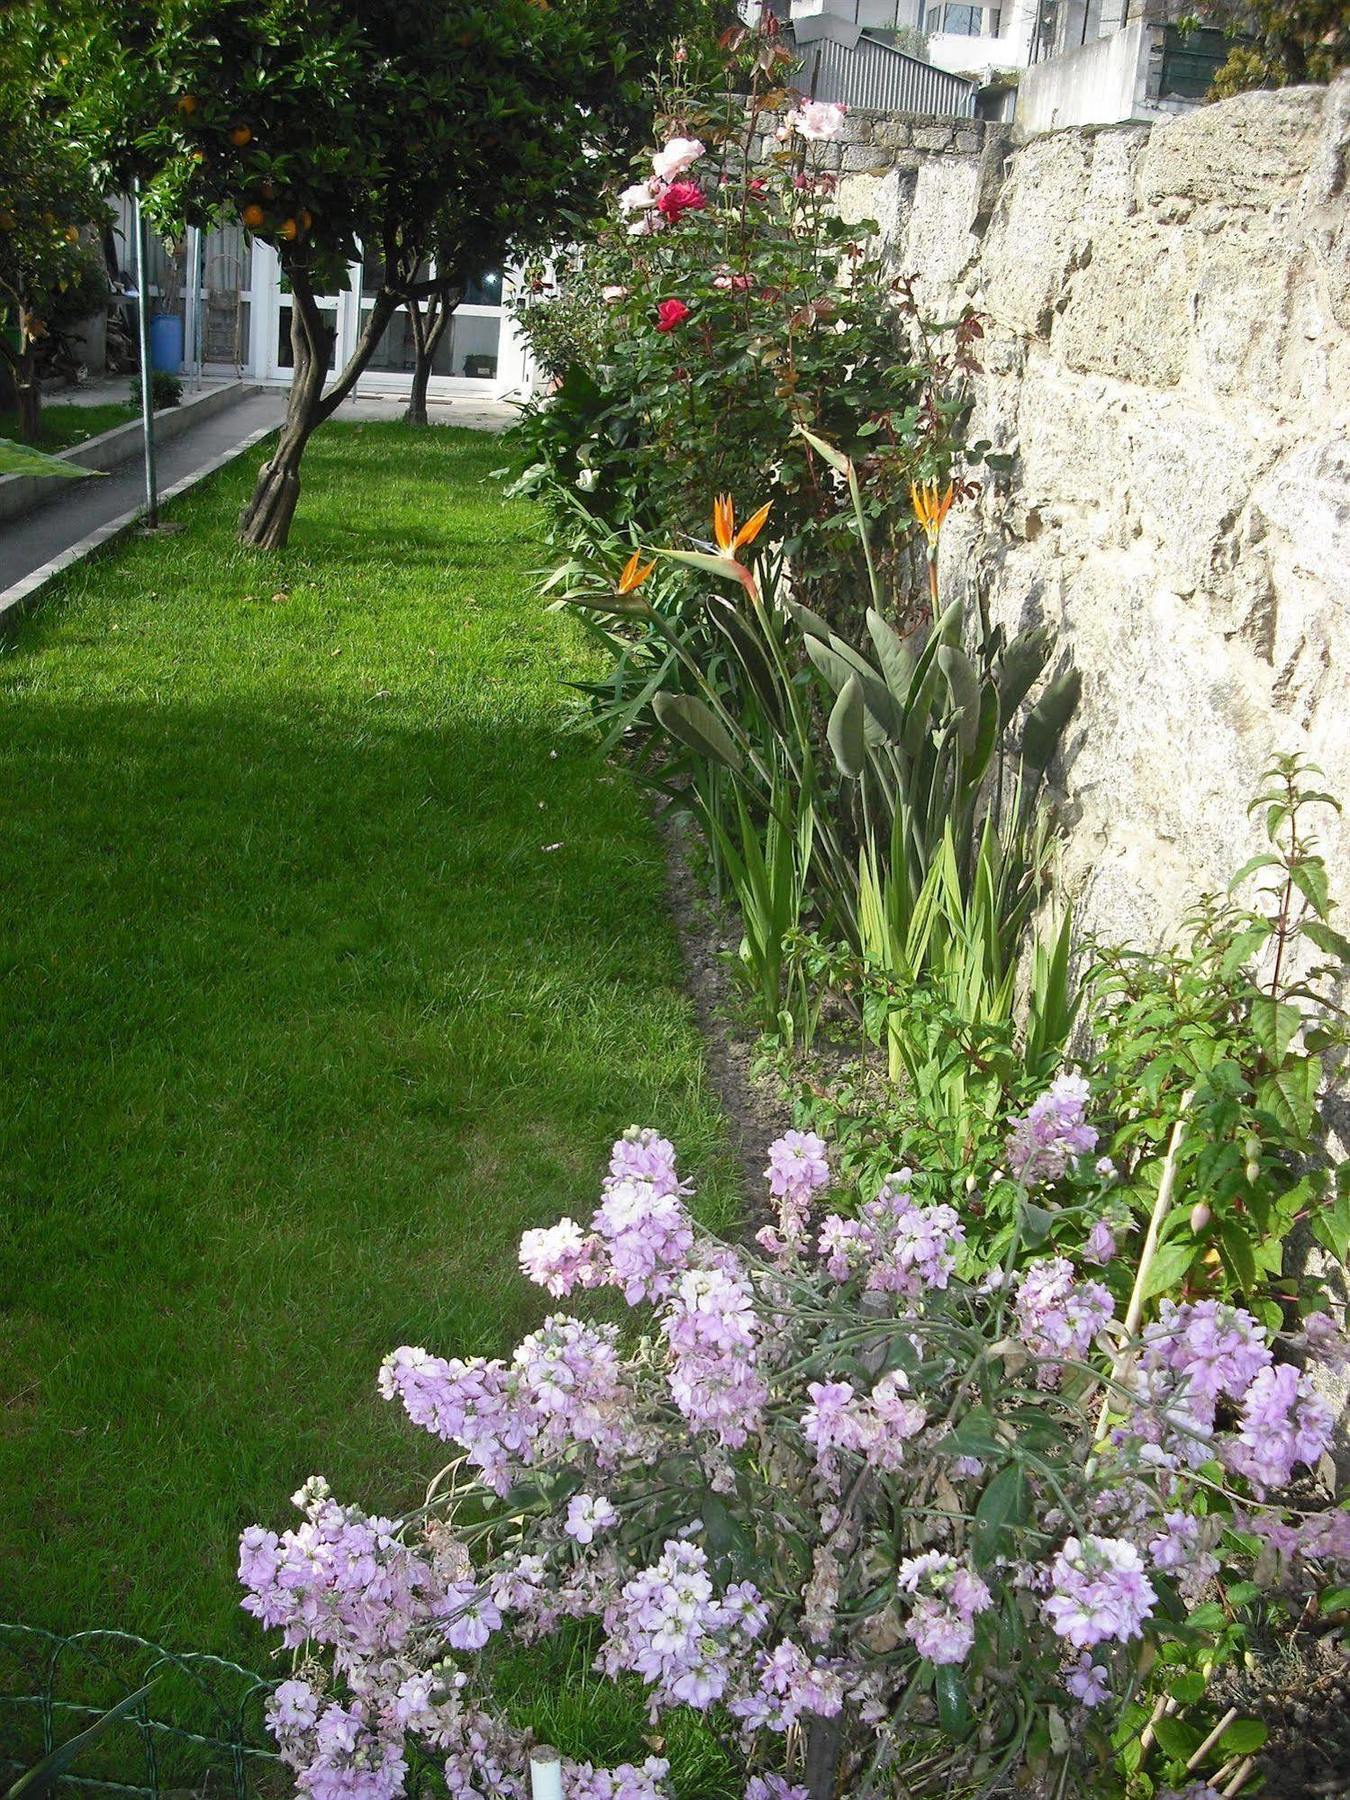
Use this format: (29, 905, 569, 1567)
(1094, 1091, 1195, 1444)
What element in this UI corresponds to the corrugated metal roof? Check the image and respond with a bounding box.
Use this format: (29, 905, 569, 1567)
(789, 30, 977, 116)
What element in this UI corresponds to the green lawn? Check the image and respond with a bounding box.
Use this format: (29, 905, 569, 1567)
(0, 422, 735, 1668)
(0, 400, 138, 451)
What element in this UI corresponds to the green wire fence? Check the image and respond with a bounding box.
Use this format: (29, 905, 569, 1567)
(0, 1624, 283, 1798)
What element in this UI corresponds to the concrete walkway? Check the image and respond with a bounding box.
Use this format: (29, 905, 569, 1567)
(1, 390, 286, 607)
(1, 388, 521, 612)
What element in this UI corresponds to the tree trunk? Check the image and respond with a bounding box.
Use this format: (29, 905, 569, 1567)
(15, 366, 41, 443)
(9, 337, 42, 443)
(404, 287, 458, 427)
(237, 267, 396, 551)
(238, 292, 326, 549)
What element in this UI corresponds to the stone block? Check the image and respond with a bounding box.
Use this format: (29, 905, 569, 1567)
(912, 125, 955, 153)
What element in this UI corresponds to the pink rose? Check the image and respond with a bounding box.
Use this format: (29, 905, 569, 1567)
(787, 99, 848, 141)
(652, 136, 705, 181)
(655, 298, 691, 333)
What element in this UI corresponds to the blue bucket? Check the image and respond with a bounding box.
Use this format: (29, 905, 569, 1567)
(149, 313, 184, 374)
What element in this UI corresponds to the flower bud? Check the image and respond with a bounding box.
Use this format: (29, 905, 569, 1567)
(1189, 1200, 1211, 1234)
(1245, 1159, 1262, 1184)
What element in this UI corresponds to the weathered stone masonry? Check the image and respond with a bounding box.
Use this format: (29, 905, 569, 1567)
(771, 83, 1350, 954)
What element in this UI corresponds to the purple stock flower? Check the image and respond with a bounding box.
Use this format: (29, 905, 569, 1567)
(1014, 1257, 1114, 1380)
(1222, 1361, 1335, 1495)
(1042, 1535, 1157, 1648)
(1065, 1652, 1110, 1707)
(1006, 1073, 1098, 1185)
(896, 1552, 992, 1666)
(566, 1493, 618, 1545)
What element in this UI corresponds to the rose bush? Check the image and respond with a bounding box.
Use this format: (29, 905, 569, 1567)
(509, 16, 996, 629)
(239, 1107, 1345, 1800)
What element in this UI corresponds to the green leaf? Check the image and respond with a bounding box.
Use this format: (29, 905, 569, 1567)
(1249, 996, 1303, 1062)
(937, 645, 981, 756)
(827, 675, 867, 778)
(1167, 1670, 1206, 1704)
(1256, 1058, 1319, 1138)
(1218, 1718, 1268, 1756)
(934, 1664, 971, 1737)
(1153, 1716, 1203, 1759)
(1289, 858, 1330, 918)
(7, 1682, 157, 1800)
(996, 626, 1052, 723)
(1022, 668, 1081, 772)
(971, 1464, 1027, 1568)
(1141, 1236, 1199, 1301)
(866, 607, 915, 702)
(652, 693, 743, 774)
(1303, 920, 1350, 963)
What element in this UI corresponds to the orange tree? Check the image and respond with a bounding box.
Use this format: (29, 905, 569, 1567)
(56, 0, 711, 548)
(0, 58, 107, 442)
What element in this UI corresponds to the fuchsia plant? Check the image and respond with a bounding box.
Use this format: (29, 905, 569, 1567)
(239, 1103, 1344, 1800)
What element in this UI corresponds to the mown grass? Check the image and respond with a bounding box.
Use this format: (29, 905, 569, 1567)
(0, 423, 736, 1695)
(0, 400, 138, 451)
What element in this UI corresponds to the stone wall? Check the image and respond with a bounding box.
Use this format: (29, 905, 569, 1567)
(847, 77, 1350, 953)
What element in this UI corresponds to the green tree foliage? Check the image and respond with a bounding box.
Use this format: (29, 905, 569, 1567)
(1203, 0, 1349, 96)
(0, 30, 108, 442)
(51, 0, 713, 547)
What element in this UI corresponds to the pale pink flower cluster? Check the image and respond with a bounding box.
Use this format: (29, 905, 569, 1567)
(1013, 1255, 1114, 1381)
(801, 1371, 926, 1484)
(620, 137, 706, 237)
(240, 1105, 1343, 1800)
(757, 1129, 830, 1254)
(896, 1552, 992, 1665)
(597, 1538, 765, 1711)
(814, 1170, 964, 1299)
(1041, 1534, 1157, 1648)
(1005, 1072, 1098, 1185)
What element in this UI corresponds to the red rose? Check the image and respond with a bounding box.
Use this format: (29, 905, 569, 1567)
(656, 180, 706, 224)
(655, 298, 691, 333)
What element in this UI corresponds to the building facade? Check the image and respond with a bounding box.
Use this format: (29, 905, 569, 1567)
(108, 198, 536, 403)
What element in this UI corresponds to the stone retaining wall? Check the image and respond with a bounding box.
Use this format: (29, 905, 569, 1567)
(833, 78, 1350, 955)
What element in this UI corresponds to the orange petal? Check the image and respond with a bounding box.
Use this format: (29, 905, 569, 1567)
(733, 500, 772, 550)
(713, 494, 735, 555)
(617, 550, 655, 593)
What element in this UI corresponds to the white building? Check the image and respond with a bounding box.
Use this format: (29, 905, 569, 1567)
(111, 200, 536, 404)
(755, 0, 1227, 129)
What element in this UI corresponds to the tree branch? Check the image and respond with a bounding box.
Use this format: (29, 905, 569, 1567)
(316, 289, 397, 421)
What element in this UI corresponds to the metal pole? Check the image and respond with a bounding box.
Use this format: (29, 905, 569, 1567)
(132, 178, 159, 528)
(188, 223, 204, 390)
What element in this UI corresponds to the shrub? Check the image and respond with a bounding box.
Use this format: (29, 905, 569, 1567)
(509, 15, 1000, 629)
(238, 1116, 1346, 1800)
(130, 369, 183, 409)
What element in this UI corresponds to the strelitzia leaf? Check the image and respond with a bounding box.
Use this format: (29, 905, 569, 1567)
(793, 423, 851, 474)
(1023, 668, 1082, 772)
(652, 693, 744, 774)
(938, 645, 981, 757)
(7, 1682, 157, 1800)
(827, 675, 867, 778)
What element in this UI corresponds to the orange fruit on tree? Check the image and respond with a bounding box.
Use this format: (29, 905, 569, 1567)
(298, 208, 313, 231)
(230, 124, 252, 146)
(241, 202, 265, 229)
(279, 216, 298, 242)
(64, 225, 79, 243)
(175, 93, 198, 115)
(260, 178, 276, 199)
